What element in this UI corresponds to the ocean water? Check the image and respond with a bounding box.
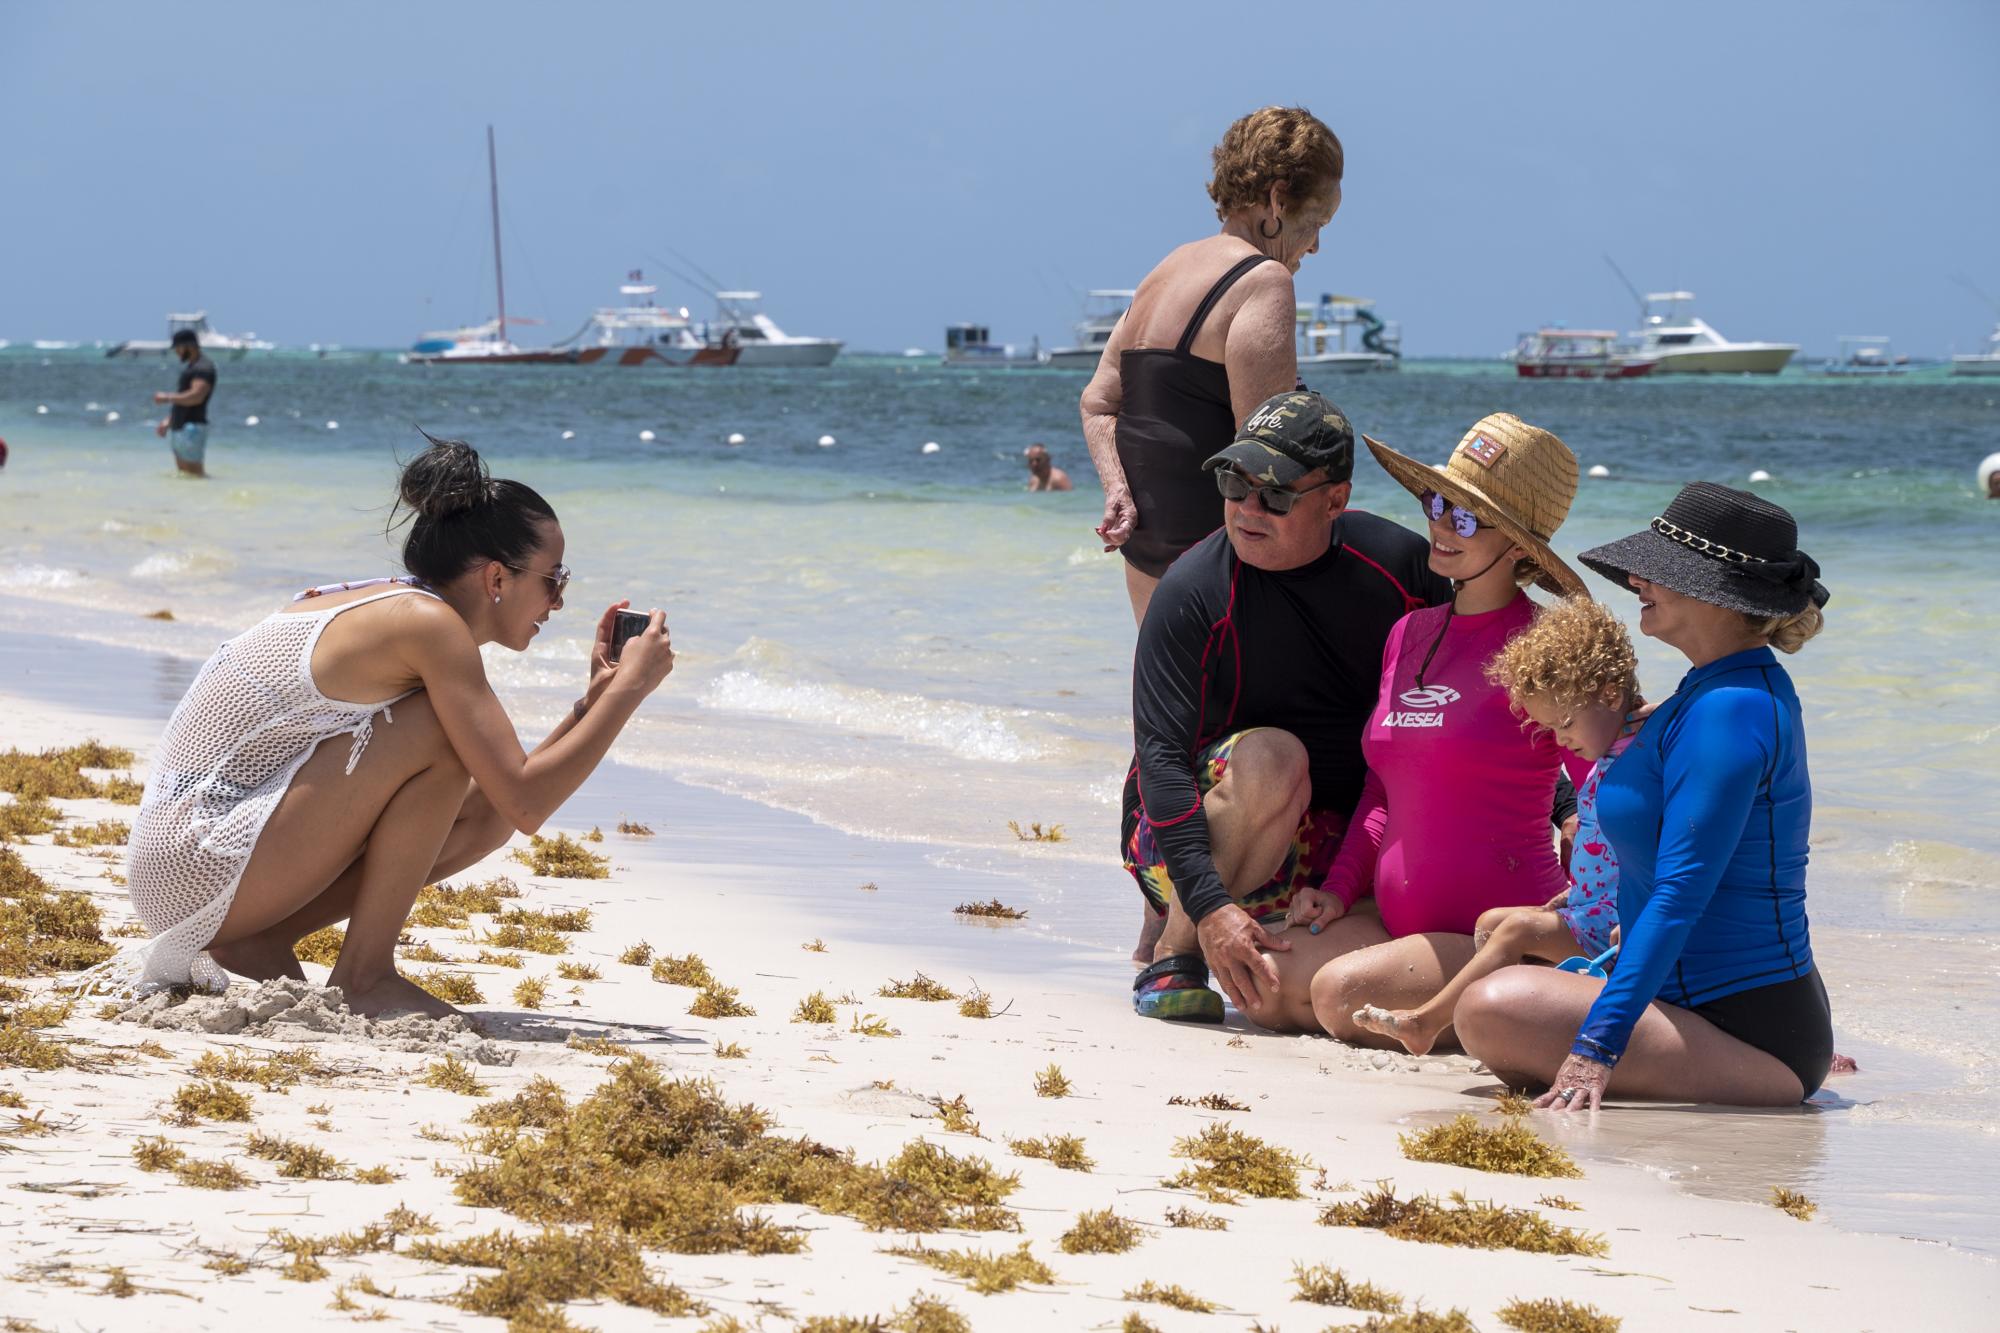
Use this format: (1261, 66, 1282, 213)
(3, 349, 1998, 1240)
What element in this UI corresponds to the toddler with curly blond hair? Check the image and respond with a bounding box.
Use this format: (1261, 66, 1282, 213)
(1353, 596, 1642, 1055)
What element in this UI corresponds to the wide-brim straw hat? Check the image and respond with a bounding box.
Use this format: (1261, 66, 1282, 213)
(1362, 413, 1587, 597)
(1578, 481, 1829, 617)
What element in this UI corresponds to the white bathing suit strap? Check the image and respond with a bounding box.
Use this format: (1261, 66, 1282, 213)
(293, 575, 431, 603)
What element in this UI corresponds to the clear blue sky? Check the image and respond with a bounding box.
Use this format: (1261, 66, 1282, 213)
(6, 1, 1996, 356)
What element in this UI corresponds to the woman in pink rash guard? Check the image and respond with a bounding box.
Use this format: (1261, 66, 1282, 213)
(1283, 413, 1588, 1045)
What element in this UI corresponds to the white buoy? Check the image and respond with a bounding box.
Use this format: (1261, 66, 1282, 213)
(817, 433, 836, 447)
(104, 411, 120, 423)
(325, 420, 339, 431)
(1977, 451, 2000, 495)
(639, 430, 656, 443)
(1748, 469, 1772, 483)
(34, 405, 47, 415)
(244, 415, 260, 427)
(726, 432, 746, 446)
(560, 430, 575, 441)
(1587, 464, 1610, 479)
(921, 441, 941, 455)
(85, 401, 101, 412)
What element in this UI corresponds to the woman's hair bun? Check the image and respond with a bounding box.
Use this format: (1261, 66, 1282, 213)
(399, 430, 492, 520)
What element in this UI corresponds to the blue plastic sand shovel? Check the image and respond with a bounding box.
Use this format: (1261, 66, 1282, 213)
(1556, 944, 1618, 979)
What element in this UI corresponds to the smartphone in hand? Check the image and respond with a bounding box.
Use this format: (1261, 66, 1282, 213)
(609, 609, 650, 663)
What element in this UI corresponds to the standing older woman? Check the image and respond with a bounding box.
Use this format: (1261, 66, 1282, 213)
(1081, 105, 1343, 628)
(1454, 483, 1834, 1108)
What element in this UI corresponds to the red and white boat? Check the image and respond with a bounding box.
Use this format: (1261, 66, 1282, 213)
(1511, 328, 1657, 379)
(581, 272, 740, 367)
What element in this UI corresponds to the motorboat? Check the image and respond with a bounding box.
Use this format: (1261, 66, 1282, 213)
(1296, 294, 1399, 373)
(1823, 335, 1907, 376)
(1950, 323, 2000, 376)
(1511, 327, 1656, 379)
(1046, 289, 1134, 370)
(1631, 292, 1796, 374)
(941, 323, 1044, 369)
(582, 273, 739, 367)
(106, 312, 275, 360)
(405, 127, 594, 367)
(703, 291, 841, 366)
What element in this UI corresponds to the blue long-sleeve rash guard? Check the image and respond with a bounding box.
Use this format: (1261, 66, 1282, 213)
(1573, 646, 1816, 1066)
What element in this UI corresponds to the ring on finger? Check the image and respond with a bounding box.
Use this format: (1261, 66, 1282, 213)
(1558, 1087, 1577, 1102)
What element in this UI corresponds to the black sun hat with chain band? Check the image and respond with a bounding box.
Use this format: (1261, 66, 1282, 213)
(1579, 481, 1829, 618)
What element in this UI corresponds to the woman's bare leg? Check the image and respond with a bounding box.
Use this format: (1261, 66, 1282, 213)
(1353, 909, 1582, 1055)
(208, 784, 512, 982)
(1124, 562, 1159, 628)
(210, 693, 472, 1017)
(1307, 932, 1481, 1049)
(1454, 966, 1806, 1106)
(1246, 902, 1391, 1033)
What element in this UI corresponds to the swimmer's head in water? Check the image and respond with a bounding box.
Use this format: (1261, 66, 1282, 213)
(1025, 443, 1051, 475)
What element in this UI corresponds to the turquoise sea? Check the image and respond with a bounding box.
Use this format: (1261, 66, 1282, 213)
(3, 349, 1998, 1245)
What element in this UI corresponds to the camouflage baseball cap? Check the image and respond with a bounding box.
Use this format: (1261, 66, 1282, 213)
(1202, 390, 1356, 486)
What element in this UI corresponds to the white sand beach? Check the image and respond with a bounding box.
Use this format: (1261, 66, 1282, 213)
(2, 683, 1994, 1333)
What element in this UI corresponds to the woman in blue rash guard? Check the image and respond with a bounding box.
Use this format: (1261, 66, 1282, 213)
(1454, 482, 1834, 1108)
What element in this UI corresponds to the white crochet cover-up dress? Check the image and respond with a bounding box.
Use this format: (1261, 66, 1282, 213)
(126, 584, 439, 990)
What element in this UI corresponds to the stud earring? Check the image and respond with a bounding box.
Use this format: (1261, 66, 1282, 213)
(492, 595, 501, 604)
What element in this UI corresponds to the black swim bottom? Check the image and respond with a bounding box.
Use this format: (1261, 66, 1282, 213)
(1688, 968, 1833, 1099)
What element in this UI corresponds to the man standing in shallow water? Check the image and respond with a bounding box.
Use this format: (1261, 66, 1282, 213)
(154, 328, 217, 476)
(1024, 443, 1073, 492)
(1122, 390, 1449, 1025)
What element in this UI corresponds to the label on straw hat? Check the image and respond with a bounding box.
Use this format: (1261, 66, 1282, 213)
(1461, 434, 1506, 468)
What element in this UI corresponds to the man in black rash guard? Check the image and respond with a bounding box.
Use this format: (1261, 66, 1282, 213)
(1125, 390, 1449, 1026)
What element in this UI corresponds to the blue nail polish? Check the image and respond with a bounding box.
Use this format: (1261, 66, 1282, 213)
(1309, 923, 1321, 934)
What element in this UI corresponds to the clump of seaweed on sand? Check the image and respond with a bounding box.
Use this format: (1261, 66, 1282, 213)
(1163, 1123, 1304, 1203)
(1536, 1194, 1582, 1211)
(1123, 1280, 1216, 1313)
(850, 1013, 899, 1038)
(793, 991, 837, 1024)
(0, 795, 61, 841)
(802, 938, 827, 952)
(1327, 1311, 1477, 1332)
(244, 1132, 348, 1180)
(448, 1057, 1023, 1252)
(1770, 1186, 1817, 1220)
(510, 832, 610, 879)
(131, 1138, 253, 1190)
(650, 953, 717, 988)
(713, 1041, 748, 1059)
(1122, 1316, 1162, 1333)
(956, 987, 1001, 1019)
(1059, 1208, 1142, 1254)
(291, 926, 345, 965)
(555, 961, 600, 981)
(689, 984, 756, 1019)
(615, 818, 654, 836)
(475, 948, 526, 969)
(1497, 1297, 1622, 1332)
(1493, 1089, 1535, 1116)
(618, 941, 654, 966)
(1319, 1184, 1608, 1256)
(408, 876, 523, 929)
(412, 969, 484, 1005)
(567, 1033, 635, 1058)
(1292, 1262, 1403, 1312)
(1399, 1113, 1581, 1178)
(419, 1054, 490, 1097)
(1164, 1204, 1227, 1230)
(1006, 821, 1066, 843)
(400, 940, 454, 963)
(926, 1094, 982, 1137)
(0, 741, 141, 803)
(1169, 1091, 1249, 1112)
(169, 1079, 254, 1124)
(409, 1227, 708, 1324)
(51, 818, 130, 848)
(793, 1296, 970, 1333)
(879, 972, 956, 1002)
(954, 898, 1027, 920)
(1033, 1063, 1073, 1098)
(882, 1241, 1053, 1294)
(468, 1076, 569, 1132)
(512, 977, 547, 1009)
(1008, 1134, 1093, 1171)
(1, 844, 117, 978)
(191, 1047, 322, 1091)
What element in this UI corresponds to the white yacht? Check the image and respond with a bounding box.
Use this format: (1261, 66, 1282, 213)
(1823, 335, 1907, 376)
(1047, 289, 1134, 370)
(705, 291, 842, 367)
(106, 312, 275, 360)
(581, 274, 738, 367)
(1950, 323, 2000, 376)
(941, 323, 1044, 369)
(1631, 292, 1795, 375)
(1296, 293, 1399, 373)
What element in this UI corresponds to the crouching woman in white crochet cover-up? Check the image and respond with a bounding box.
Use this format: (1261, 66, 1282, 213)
(125, 434, 674, 1016)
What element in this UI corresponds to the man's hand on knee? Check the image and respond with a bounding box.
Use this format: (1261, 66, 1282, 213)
(1195, 903, 1290, 1012)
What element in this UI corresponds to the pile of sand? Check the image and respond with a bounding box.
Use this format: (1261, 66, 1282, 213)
(112, 977, 515, 1064)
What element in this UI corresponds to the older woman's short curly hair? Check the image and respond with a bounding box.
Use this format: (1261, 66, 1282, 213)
(1486, 596, 1641, 714)
(1207, 106, 1343, 220)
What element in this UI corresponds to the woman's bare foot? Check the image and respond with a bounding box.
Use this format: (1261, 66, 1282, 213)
(208, 932, 308, 983)
(1132, 905, 1168, 967)
(330, 970, 459, 1020)
(1352, 1003, 1443, 1056)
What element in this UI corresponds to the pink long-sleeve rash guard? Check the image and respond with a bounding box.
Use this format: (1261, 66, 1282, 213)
(1322, 595, 1567, 937)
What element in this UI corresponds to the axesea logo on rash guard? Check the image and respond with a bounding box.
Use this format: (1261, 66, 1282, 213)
(1385, 684, 1459, 728)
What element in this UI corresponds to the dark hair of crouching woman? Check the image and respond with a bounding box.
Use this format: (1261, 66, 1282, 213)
(1453, 482, 1835, 1109)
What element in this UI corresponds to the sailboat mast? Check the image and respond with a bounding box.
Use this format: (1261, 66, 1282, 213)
(487, 124, 508, 345)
